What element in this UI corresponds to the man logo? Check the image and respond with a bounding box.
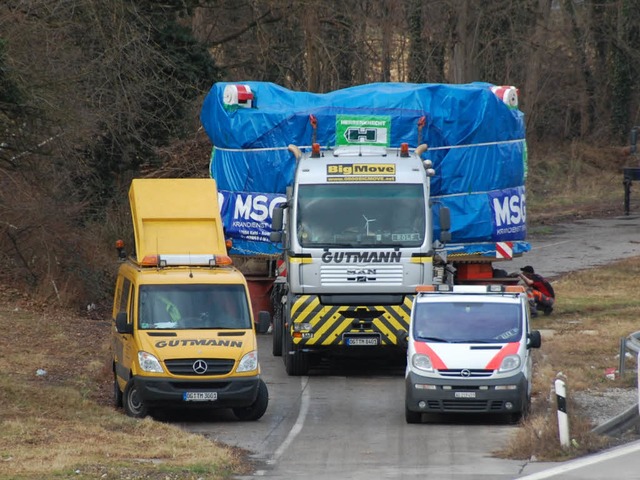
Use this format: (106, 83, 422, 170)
(193, 359, 208, 375)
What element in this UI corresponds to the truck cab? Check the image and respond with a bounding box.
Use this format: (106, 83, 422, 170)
(404, 284, 541, 423)
(270, 143, 438, 375)
(112, 178, 270, 419)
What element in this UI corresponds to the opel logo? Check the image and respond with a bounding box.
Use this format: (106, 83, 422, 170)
(193, 359, 208, 374)
(460, 369, 471, 377)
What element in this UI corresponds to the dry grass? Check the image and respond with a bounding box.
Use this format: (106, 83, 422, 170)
(0, 286, 248, 480)
(497, 257, 640, 461)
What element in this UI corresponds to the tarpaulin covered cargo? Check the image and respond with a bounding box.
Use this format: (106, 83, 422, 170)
(200, 81, 529, 258)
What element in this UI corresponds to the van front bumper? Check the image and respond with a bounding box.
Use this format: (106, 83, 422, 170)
(133, 375, 261, 409)
(405, 371, 528, 414)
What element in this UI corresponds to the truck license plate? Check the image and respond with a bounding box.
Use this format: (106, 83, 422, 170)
(183, 392, 218, 402)
(454, 391, 476, 399)
(346, 337, 379, 346)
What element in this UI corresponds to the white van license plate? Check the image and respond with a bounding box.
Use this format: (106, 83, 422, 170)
(183, 392, 218, 402)
(454, 391, 476, 399)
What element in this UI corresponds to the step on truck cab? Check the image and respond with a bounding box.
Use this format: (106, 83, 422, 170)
(405, 284, 541, 423)
(112, 178, 270, 419)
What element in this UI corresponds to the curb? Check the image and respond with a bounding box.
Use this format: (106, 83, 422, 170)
(593, 403, 640, 436)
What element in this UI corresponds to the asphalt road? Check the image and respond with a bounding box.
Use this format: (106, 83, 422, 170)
(177, 213, 640, 479)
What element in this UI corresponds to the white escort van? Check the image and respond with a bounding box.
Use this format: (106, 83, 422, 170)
(405, 284, 542, 423)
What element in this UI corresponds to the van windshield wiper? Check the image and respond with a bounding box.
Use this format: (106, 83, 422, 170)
(416, 335, 448, 343)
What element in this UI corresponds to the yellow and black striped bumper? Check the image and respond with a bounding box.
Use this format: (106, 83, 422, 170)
(289, 295, 414, 347)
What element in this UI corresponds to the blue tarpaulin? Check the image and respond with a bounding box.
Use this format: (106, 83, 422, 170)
(200, 81, 529, 258)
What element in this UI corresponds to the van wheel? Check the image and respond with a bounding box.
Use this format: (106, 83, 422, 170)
(124, 379, 148, 418)
(113, 372, 123, 408)
(232, 379, 269, 421)
(284, 329, 309, 376)
(272, 314, 283, 357)
(405, 405, 422, 424)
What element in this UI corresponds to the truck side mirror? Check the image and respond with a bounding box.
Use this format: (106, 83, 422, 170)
(115, 311, 133, 334)
(528, 330, 542, 349)
(270, 203, 286, 243)
(439, 206, 451, 244)
(256, 311, 271, 334)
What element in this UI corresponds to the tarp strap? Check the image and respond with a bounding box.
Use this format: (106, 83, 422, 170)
(212, 138, 525, 153)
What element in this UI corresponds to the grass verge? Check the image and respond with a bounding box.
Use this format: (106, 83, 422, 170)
(497, 256, 640, 461)
(0, 288, 249, 480)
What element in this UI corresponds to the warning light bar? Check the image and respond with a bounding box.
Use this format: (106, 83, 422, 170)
(139, 254, 233, 268)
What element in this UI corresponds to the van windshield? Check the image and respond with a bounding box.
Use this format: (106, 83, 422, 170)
(413, 301, 522, 343)
(138, 284, 251, 330)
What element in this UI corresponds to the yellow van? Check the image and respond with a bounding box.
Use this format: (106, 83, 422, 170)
(111, 178, 270, 419)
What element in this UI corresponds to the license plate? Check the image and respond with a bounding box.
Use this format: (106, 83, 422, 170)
(345, 337, 379, 346)
(454, 391, 476, 399)
(183, 391, 218, 402)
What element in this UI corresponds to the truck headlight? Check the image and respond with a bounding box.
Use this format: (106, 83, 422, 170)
(499, 354, 521, 373)
(412, 353, 434, 372)
(138, 351, 163, 373)
(237, 350, 259, 373)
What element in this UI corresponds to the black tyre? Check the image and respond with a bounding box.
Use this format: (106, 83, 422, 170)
(405, 405, 422, 424)
(284, 327, 309, 376)
(272, 313, 283, 357)
(113, 372, 123, 409)
(232, 379, 269, 421)
(123, 378, 149, 418)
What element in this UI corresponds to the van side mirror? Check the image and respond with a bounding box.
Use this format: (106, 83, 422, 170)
(439, 206, 451, 244)
(256, 311, 271, 334)
(115, 311, 133, 334)
(528, 330, 542, 349)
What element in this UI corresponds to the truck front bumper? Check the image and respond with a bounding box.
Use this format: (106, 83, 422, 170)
(405, 371, 528, 414)
(133, 375, 261, 409)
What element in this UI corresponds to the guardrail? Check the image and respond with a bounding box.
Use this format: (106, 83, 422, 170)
(619, 331, 640, 376)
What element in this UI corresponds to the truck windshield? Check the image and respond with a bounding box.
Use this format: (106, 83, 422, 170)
(413, 301, 522, 343)
(296, 184, 426, 247)
(138, 284, 251, 330)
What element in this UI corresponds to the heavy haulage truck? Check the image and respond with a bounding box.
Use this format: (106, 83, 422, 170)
(111, 178, 270, 418)
(199, 82, 530, 376)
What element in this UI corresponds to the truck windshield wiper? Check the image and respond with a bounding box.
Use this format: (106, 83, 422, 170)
(306, 243, 356, 248)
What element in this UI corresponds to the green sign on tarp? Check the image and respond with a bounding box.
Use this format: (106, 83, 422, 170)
(335, 115, 391, 146)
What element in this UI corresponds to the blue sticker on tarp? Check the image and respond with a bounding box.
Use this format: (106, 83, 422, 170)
(219, 190, 286, 246)
(488, 186, 527, 241)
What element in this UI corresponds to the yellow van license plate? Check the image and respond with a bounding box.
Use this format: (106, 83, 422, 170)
(183, 392, 218, 402)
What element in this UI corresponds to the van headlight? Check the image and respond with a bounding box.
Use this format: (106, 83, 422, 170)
(498, 354, 521, 373)
(138, 351, 163, 373)
(412, 353, 434, 373)
(237, 350, 259, 373)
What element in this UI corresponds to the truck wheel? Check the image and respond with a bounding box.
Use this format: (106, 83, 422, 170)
(123, 378, 148, 418)
(113, 372, 123, 408)
(272, 314, 283, 357)
(284, 328, 309, 376)
(232, 379, 269, 421)
(405, 405, 422, 424)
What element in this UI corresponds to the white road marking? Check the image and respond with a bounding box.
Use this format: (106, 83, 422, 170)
(518, 441, 640, 479)
(267, 376, 310, 465)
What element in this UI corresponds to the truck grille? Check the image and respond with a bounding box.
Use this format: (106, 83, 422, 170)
(320, 264, 404, 286)
(164, 358, 234, 376)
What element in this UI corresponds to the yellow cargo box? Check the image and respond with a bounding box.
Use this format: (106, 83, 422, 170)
(128, 178, 226, 261)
